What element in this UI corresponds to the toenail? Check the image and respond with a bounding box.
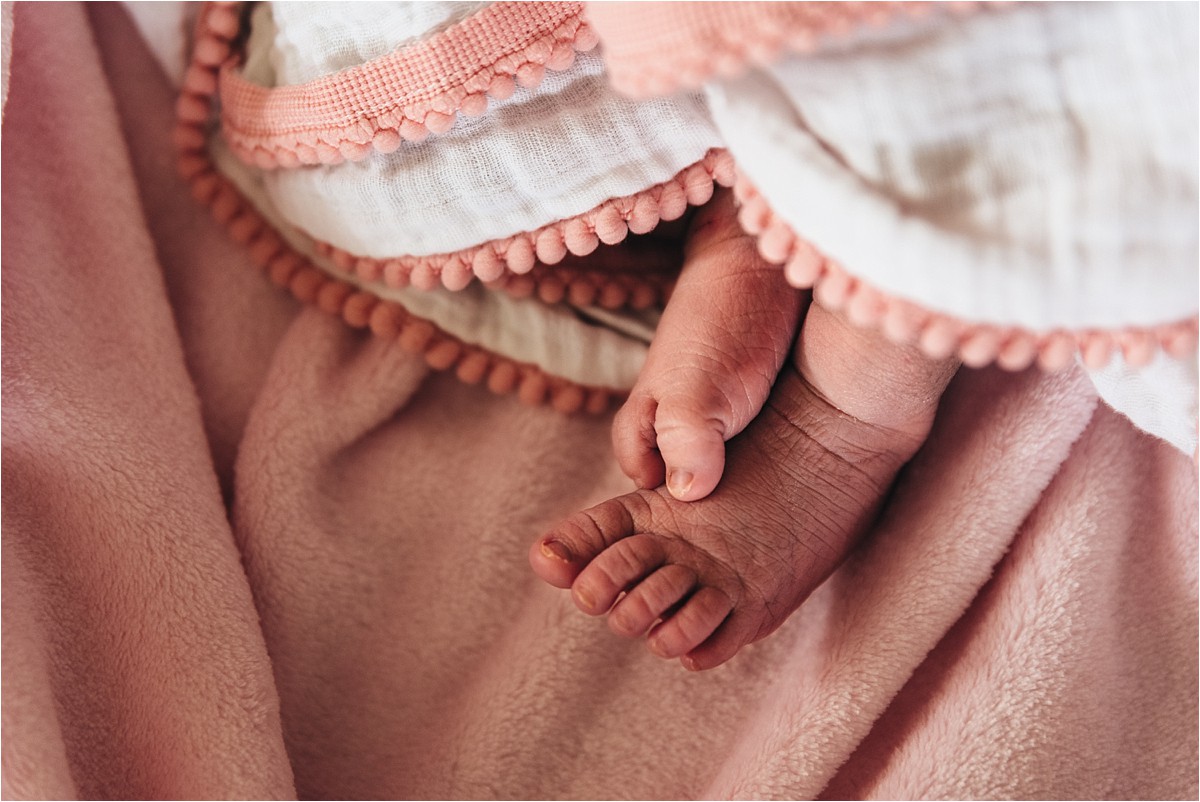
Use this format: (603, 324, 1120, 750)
(540, 539, 572, 563)
(572, 584, 595, 611)
(667, 469, 693, 499)
(680, 656, 699, 672)
(647, 637, 670, 658)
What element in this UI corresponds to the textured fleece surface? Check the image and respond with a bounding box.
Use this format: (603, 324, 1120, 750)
(2, 5, 1197, 799)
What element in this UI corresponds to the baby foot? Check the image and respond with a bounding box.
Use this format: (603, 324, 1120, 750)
(532, 362, 905, 669)
(531, 305, 958, 670)
(612, 189, 802, 502)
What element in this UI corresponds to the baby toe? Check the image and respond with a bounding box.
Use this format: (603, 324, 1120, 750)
(680, 610, 757, 671)
(571, 534, 666, 616)
(653, 398, 727, 502)
(646, 586, 733, 660)
(612, 393, 666, 489)
(529, 496, 640, 589)
(607, 563, 697, 638)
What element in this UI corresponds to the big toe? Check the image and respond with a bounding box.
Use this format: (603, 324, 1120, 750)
(612, 394, 667, 490)
(529, 495, 639, 589)
(653, 398, 727, 502)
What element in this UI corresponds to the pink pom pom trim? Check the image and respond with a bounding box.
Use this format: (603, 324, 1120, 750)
(208, 1, 600, 168)
(176, 4, 734, 312)
(174, 2, 623, 415)
(309, 148, 734, 302)
(589, 1, 983, 99)
(733, 172, 1199, 371)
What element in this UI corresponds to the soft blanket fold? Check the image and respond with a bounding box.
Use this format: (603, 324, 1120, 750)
(2, 3, 292, 798)
(2, 4, 1196, 799)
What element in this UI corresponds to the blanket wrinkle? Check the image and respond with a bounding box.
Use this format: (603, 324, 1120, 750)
(89, 1, 299, 503)
(708, 365, 1100, 800)
(2, 3, 293, 798)
(837, 406, 1199, 799)
(2, 4, 1197, 800)
(1, 537, 78, 801)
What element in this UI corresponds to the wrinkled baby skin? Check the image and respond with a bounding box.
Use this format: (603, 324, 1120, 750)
(530, 192, 959, 670)
(613, 190, 803, 503)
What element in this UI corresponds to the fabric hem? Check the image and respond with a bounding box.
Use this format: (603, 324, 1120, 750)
(179, 2, 732, 311)
(592, 1, 979, 99)
(180, 156, 621, 414)
(175, 3, 621, 415)
(308, 148, 733, 299)
(733, 172, 1200, 371)
(204, 1, 598, 168)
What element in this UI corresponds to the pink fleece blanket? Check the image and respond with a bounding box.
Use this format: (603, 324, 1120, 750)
(3, 5, 1196, 799)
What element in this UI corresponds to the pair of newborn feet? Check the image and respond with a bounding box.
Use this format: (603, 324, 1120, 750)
(529, 192, 959, 671)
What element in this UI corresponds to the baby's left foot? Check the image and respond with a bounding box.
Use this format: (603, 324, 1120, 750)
(530, 304, 957, 670)
(531, 360, 906, 670)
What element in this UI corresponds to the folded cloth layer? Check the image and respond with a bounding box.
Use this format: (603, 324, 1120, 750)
(245, 1, 721, 258)
(598, 0, 1200, 452)
(180, 1, 1199, 452)
(2, 4, 293, 797)
(2, 4, 1196, 800)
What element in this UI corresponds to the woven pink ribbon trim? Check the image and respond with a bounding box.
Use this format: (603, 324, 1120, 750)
(586, 1, 975, 98)
(217, 2, 598, 168)
(733, 172, 1199, 372)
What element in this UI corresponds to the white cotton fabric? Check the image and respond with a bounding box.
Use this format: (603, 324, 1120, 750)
(265, 59, 719, 257)
(211, 139, 653, 391)
(125, 1, 1197, 451)
(703, 2, 1198, 455)
(1087, 353, 1199, 458)
(1, 1, 15, 117)
(268, 1, 488, 86)
(707, 2, 1199, 333)
(243, 5, 722, 257)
